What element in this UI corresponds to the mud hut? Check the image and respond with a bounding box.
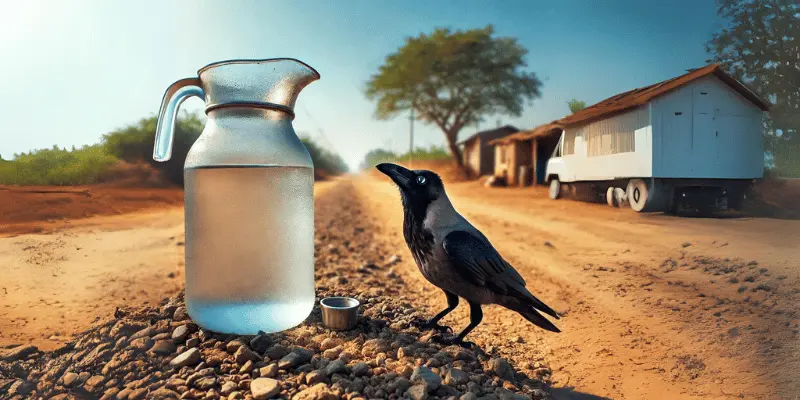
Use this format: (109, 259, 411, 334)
(489, 123, 563, 186)
(457, 125, 519, 178)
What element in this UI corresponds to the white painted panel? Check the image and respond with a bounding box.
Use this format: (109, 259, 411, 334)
(652, 76, 763, 179)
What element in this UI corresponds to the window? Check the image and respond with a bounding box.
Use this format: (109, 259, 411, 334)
(584, 107, 647, 157)
(563, 130, 577, 155)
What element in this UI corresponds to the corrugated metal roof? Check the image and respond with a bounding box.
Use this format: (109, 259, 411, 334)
(555, 63, 770, 128)
(457, 125, 519, 145)
(488, 122, 563, 145)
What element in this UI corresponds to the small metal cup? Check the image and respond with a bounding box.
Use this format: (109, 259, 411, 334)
(320, 297, 360, 331)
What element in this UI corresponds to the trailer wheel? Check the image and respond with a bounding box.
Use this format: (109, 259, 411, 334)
(549, 179, 561, 200)
(606, 187, 617, 207)
(614, 187, 628, 207)
(627, 179, 651, 212)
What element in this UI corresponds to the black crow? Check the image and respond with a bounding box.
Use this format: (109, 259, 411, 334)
(376, 163, 560, 348)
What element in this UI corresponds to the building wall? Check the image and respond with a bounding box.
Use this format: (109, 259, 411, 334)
(651, 76, 764, 179)
(478, 140, 496, 175)
(494, 144, 511, 182)
(463, 139, 482, 177)
(558, 106, 652, 181)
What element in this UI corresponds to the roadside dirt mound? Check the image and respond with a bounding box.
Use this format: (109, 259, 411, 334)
(0, 182, 549, 400)
(0, 185, 183, 236)
(745, 177, 800, 219)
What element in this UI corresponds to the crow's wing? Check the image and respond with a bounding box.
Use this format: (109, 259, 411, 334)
(443, 230, 559, 319)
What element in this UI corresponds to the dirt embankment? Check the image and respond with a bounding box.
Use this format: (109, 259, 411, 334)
(0, 185, 184, 236)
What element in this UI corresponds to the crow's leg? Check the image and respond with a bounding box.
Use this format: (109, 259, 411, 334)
(421, 291, 459, 333)
(451, 301, 483, 349)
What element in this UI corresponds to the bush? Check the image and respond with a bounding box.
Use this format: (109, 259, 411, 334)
(301, 138, 349, 176)
(0, 145, 117, 185)
(359, 145, 450, 170)
(103, 112, 203, 186)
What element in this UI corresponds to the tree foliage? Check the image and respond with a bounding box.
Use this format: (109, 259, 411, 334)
(300, 137, 349, 175)
(103, 112, 203, 186)
(706, 0, 800, 176)
(0, 145, 117, 185)
(359, 145, 450, 170)
(567, 99, 587, 114)
(365, 25, 542, 170)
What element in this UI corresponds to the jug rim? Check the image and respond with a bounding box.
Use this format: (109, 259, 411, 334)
(197, 58, 321, 78)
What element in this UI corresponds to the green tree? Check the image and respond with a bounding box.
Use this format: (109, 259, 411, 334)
(706, 0, 800, 176)
(567, 99, 586, 114)
(365, 25, 542, 171)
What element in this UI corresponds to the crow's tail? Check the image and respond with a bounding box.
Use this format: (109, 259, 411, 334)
(501, 296, 561, 333)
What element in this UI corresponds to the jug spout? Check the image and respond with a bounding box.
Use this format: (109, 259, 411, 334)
(199, 58, 321, 117)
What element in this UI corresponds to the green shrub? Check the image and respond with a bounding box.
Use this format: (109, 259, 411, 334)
(0, 145, 117, 185)
(360, 145, 450, 170)
(301, 138, 349, 175)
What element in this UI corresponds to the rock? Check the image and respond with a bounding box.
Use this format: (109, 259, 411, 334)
(151, 340, 177, 356)
(265, 345, 290, 361)
(361, 339, 390, 357)
(8, 380, 34, 395)
(84, 374, 106, 388)
(388, 255, 401, 264)
(319, 338, 339, 351)
(388, 377, 412, 393)
(128, 388, 148, 400)
(130, 337, 154, 352)
(488, 358, 515, 382)
(186, 337, 200, 349)
(131, 326, 154, 339)
(150, 388, 181, 400)
(173, 306, 189, 321)
(259, 363, 278, 378)
(62, 372, 79, 387)
(172, 325, 190, 343)
(411, 366, 442, 393)
(352, 362, 370, 377)
(100, 387, 120, 400)
(239, 360, 254, 374)
(324, 359, 347, 376)
(220, 381, 237, 395)
(170, 348, 201, 368)
(226, 339, 246, 353)
(234, 346, 260, 364)
(250, 334, 272, 354)
(2, 345, 38, 361)
(436, 384, 460, 397)
(250, 378, 281, 400)
(204, 348, 230, 366)
(305, 370, 326, 385)
(195, 376, 218, 390)
(292, 382, 338, 400)
(460, 393, 479, 400)
(227, 392, 244, 400)
(407, 384, 429, 400)
(445, 368, 470, 386)
(279, 348, 313, 369)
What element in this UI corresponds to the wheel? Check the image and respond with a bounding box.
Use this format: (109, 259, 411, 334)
(627, 179, 669, 212)
(549, 179, 561, 200)
(606, 187, 616, 207)
(614, 187, 627, 207)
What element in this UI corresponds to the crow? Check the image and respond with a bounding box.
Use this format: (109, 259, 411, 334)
(376, 163, 560, 348)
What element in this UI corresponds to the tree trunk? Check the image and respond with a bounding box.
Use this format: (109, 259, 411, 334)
(445, 133, 464, 168)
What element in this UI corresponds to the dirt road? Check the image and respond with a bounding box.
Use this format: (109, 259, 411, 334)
(354, 176, 800, 400)
(2, 176, 798, 399)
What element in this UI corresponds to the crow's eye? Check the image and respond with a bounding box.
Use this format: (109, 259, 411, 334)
(416, 176, 427, 185)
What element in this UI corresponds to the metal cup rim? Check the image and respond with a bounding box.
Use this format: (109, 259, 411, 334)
(320, 296, 360, 310)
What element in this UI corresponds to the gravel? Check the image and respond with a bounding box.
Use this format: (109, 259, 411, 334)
(0, 183, 551, 400)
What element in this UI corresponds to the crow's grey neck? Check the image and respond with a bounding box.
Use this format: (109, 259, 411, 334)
(423, 194, 464, 235)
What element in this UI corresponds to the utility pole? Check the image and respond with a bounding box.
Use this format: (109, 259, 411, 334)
(409, 106, 415, 169)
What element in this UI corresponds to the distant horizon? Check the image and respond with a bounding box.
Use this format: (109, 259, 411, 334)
(0, 0, 723, 171)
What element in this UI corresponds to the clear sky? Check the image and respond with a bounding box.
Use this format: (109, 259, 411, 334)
(0, 0, 722, 171)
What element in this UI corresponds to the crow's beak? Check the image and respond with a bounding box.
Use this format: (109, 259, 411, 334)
(376, 163, 414, 190)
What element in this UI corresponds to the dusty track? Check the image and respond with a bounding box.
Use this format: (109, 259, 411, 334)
(2, 176, 798, 399)
(354, 176, 800, 400)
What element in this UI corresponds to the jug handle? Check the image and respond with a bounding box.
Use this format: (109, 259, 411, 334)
(153, 77, 204, 162)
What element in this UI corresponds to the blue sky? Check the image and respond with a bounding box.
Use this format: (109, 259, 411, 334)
(0, 0, 722, 170)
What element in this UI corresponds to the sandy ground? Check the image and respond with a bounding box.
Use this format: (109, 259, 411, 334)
(2, 176, 798, 399)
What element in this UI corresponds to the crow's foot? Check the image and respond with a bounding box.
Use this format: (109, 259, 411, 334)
(431, 335, 476, 350)
(421, 321, 453, 334)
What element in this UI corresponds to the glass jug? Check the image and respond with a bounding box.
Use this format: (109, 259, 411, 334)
(153, 58, 320, 334)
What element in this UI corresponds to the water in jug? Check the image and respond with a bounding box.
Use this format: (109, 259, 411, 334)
(153, 58, 320, 334)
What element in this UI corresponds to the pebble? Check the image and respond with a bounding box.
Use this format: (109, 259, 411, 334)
(408, 384, 429, 400)
(305, 370, 326, 385)
(234, 346, 260, 364)
(325, 359, 348, 376)
(1, 345, 38, 362)
(173, 306, 189, 321)
(61, 372, 78, 387)
(151, 339, 177, 355)
(352, 362, 370, 377)
(293, 382, 338, 400)
(279, 348, 313, 369)
(250, 334, 272, 354)
(411, 366, 442, 393)
(489, 358, 515, 382)
(186, 337, 200, 349)
(172, 325, 190, 343)
(221, 381, 238, 396)
(226, 339, 246, 353)
(445, 368, 470, 386)
(170, 348, 201, 368)
(250, 378, 281, 400)
(259, 364, 278, 378)
(239, 360, 254, 374)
